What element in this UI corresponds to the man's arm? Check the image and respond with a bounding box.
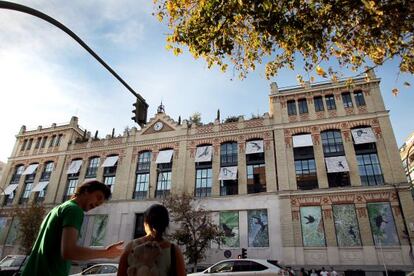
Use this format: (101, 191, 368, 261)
(61, 227, 123, 261)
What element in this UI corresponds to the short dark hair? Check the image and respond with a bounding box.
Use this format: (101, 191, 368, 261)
(73, 180, 111, 200)
(144, 204, 169, 239)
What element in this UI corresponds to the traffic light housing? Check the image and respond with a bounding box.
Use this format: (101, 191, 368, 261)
(241, 248, 247, 259)
(131, 97, 148, 128)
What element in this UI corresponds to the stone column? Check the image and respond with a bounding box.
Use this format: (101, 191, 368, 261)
(238, 140, 247, 195)
(313, 133, 329, 189)
(211, 142, 221, 196)
(113, 147, 133, 200)
(275, 129, 290, 191)
(341, 129, 362, 187)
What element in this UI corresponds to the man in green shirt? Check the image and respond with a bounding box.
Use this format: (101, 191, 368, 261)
(22, 180, 124, 276)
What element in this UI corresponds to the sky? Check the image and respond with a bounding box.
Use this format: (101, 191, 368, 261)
(0, 0, 413, 161)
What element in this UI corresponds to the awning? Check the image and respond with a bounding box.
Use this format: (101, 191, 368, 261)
(3, 184, 19, 195)
(195, 146, 212, 162)
(22, 164, 38, 175)
(351, 128, 376, 144)
(67, 160, 83, 174)
(245, 140, 264, 154)
(219, 166, 238, 180)
(325, 156, 349, 173)
(101, 156, 119, 167)
(31, 181, 49, 192)
(155, 150, 174, 164)
(293, 134, 313, 148)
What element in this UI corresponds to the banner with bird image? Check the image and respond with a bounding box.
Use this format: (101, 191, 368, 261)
(219, 211, 240, 247)
(333, 205, 362, 246)
(367, 203, 399, 246)
(300, 206, 326, 247)
(248, 209, 269, 247)
(90, 215, 108, 246)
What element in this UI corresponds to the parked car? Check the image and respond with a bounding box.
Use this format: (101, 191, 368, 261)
(188, 259, 287, 276)
(70, 263, 118, 276)
(0, 255, 28, 276)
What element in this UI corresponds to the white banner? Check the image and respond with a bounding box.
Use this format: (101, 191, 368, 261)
(31, 181, 49, 192)
(67, 160, 83, 174)
(351, 128, 376, 144)
(155, 149, 174, 164)
(293, 134, 313, 148)
(219, 166, 238, 180)
(3, 184, 19, 195)
(325, 156, 349, 173)
(245, 140, 264, 154)
(195, 146, 212, 162)
(101, 156, 119, 167)
(22, 164, 38, 175)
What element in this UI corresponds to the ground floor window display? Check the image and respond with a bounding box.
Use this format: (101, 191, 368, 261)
(219, 211, 240, 247)
(300, 206, 326, 247)
(367, 202, 399, 246)
(333, 204, 362, 246)
(90, 215, 108, 246)
(247, 209, 269, 247)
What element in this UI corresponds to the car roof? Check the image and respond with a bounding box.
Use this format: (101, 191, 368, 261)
(89, 263, 118, 267)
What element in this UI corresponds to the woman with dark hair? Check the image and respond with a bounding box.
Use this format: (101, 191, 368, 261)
(117, 204, 186, 276)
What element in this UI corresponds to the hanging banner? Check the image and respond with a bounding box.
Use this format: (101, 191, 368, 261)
(300, 206, 326, 247)
(155, 150, 174, 164)
(219, 166, 238, 180)
(101, 156, 118, 167)
(293, 134, 313, 148)
(3, 184, 19, 195)
(90, 215, 108, 246)
(248, 209, 269, 247)
(220, 211, 240, 247)
(67, 160, 83, 174)
(195, 146, 213, 162)
(367, 203, 399, 246)
(325, 156, 349, 172)
(351, 128, 376, 144)
(31, 181, 49, 192)
(246, 140, 264, 154)
(333, 205, 362, 246)
(22, 164, 38, 175)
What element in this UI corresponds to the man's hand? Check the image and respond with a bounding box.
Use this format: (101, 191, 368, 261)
(104, 241, 124, 259)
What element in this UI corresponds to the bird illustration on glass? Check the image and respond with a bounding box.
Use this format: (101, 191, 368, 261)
(367, 203, 399, 246)
(333, 205, 362, 246)
(300, 206, 326, 247)
(220, 211, 240, 247)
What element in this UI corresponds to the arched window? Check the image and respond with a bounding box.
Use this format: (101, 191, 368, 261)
(195, 144, 213, 197)
(64, 159, 83, 201)
(20, 163, 39, 204)
(246, 139, 266, 193)
(102, 155, 119, 193)
(220, 142, 238, 196)
(293, 134, 317, 190)
(85, 156, 100, 178)
(155, 149, 173, 198)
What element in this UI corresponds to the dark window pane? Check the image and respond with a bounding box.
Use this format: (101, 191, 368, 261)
(314, 96, 324, 112)
(342, 92, 353, 108)
(354, 91, 366, 106)
(287, 100, 297, 115)
(325, 95, 336, 110)
(298, 99, 308, 114)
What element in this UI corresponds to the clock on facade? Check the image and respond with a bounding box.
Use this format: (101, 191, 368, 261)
(153, 121, 164, 131)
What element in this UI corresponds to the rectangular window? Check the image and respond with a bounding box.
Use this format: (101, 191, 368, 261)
(298, 98, 308, 114)
(314, 96, 324, 112)
(342, 92, 353, 108)
(19, 181, 33, 204)
(85, 157, 100, 178)
(34, 137, 41, 149)
(55, 134, 63, 147)
(220, 179, 238, 196)
(367, 203, 399, 246)
(325, 95, 336, 110)
(103, 158, 118, 194)
(287, 100, 297, 115)
(354, 91, 366, 106)
(195, 168, 212, 197)
(49, 135, 56, 148)
(134, 173, 149, 200)
(156, 171, 171, 198)
(26, 138, 33, 151)
(295, 159, 318, 190)
(40, 136, 47, 148)
(64, 178, 79, 201)
(21, 139, 27, 151)
(40, 162, 54, 181)
(247, 164, 266, 193)
(221, 143, 238, 166)
(134, 214, 145, 239)
(357, 153, 384, 186)
(327, 172, 350, 187)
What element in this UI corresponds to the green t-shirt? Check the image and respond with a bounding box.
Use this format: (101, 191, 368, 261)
(22, 199, 84, 276)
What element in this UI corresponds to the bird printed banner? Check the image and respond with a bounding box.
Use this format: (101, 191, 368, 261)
(351, 128, 377, 144)
(245, 140, 264, 154)
(90, 215, 108, 246)
(195, 145, 213, 162)
(219, 166, 238, 180)
(325, 156, 349, 173)
(219, 211, 240, 247)
(248, 209, 269, 247)
(333, 205, 362, 246)
(300, 206, 326, 247)
(367, 203, 399, 246)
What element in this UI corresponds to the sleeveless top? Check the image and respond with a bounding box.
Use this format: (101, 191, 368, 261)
(127, 238, 172, 276)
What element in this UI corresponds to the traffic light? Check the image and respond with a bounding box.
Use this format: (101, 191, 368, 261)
(241, 248, 247, 259)
(131, 97, 148, 128)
